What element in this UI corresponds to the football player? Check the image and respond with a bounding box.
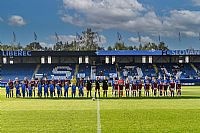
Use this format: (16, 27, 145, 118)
(64, 80, 70, 98)
(49, 81, 54, 98)
(131, 77, 137, 97)
(125, 78, 130, 97)
(21, 81, 26, 98)
(14, 77, 20, 98)
(30, 78, 36, 97)
(170, 77, 175, 97)
(136, 77, 143, 97)
(176, 81, 182, 96)
(144, 77, 150, 97)
(8, 79, 14, 98)
(78, 78, 84, 97)
(163, 76, 169, 96)
(118, 77, 124, 97)
(37, 78, 43, 98)
(6, 83, 10, 98)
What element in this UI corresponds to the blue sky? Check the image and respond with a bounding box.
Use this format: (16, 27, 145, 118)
(0, 0, 200, 49)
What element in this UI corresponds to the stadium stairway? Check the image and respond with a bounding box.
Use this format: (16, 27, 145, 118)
(153, 64, 159, 75)
(74, 64, 79, 78)
(91, 66, 96, 79)
(191, 63, 198, 73)
(32, 64, 41, 79)
(136, 67, 143, 78)
(116, 63, 121, 78)
(163, 67, 168, 75)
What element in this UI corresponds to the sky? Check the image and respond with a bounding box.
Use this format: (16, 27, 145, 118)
(0, 0, 200, 49)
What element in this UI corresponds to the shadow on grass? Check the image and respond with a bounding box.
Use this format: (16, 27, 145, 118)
(14, 96, 200, 100)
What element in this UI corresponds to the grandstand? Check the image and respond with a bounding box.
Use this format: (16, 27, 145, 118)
(1, 50, 200, 86)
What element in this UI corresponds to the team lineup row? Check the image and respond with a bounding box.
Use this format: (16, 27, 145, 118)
(5, 76, 182, 98)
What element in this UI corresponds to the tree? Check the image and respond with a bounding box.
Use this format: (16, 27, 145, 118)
(113, 42, 127, 50)
(157, 42, 169, 50)
(24, 42, 43, 51)
(128, 46, 134, 50)
(107, 46, 113, 50)
(139, 44, 143, 50)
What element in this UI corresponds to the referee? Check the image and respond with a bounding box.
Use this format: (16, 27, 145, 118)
(95, 77, 101, 98)
(102, 77, 108, 97)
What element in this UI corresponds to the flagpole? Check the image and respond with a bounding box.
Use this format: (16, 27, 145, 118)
(138, 32, 141, 45)
(12, 32, 16, 50)
(199, 32, 200, 41)
(158, 34, 161, 43)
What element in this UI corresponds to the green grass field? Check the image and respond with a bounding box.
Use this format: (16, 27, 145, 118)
(1, 86, 200, 133)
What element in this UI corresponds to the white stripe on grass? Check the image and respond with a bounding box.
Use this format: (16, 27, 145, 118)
(97, 98, 101, 133)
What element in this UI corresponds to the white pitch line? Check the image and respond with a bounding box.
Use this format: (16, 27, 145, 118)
(97, 98, 101, 133)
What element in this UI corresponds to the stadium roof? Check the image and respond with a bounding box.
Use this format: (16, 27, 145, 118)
(96, 50, 163, 56)
(1, 49, 200, 57)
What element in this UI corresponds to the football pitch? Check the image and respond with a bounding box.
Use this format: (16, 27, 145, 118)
(1, 86, 200, 133)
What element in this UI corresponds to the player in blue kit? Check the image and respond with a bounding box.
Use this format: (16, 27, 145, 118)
(151, 77, 155, 96)
(28, 83, 33, 97)
(175, 76, 179, 94)
(49, 81, 54, 98)
(152, 78, 158, 97)
(111, 77, 116, 96)
(57, 79, 63, 96)
(64, 80, 70, 98)
(6, 84, 10, 98)
(44, 79, 49, 98)
(23, 77, 29, 97)
(37, 79, 42, 97)
(51, 78, 56, 96)
(71, 83, 76, 98)
(56, 83, 61, 98)
(21, 81, 26, 98)
(157, 76, 162, 96)
(14, 78, 20, 98)
(78, 78, 84, 97)
(144, 76, 148, 96)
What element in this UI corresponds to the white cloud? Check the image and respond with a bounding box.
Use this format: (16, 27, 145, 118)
(99, 35, 107, 44)
(61, 14, 84, 26)
(61, 0, 145, 29)
(0, 17, 3, 22)
(8, 15, 26, 26)
(161, 10, 200, 36)
(129, 36, 154, 43)
(60, 0, 200, 39)
(181, 31, 199, 37)
(39, 42, 54, 48)
(50, 35, 76, 43)
(50, 34, 106, 45)
(192, 0, 200, 6)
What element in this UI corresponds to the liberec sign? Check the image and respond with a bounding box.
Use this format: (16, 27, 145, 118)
(2, 50, 31, 57)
